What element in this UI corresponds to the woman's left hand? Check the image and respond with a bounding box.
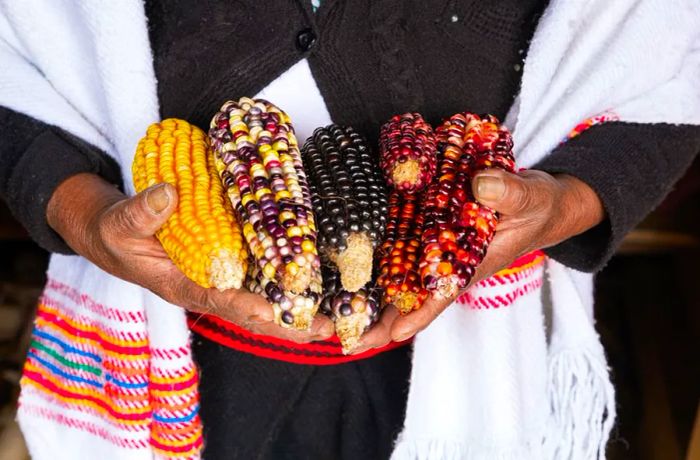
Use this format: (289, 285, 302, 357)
(349, 168, 605, 354)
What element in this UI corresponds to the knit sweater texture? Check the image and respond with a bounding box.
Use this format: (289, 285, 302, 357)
(1, 0, 698, 272)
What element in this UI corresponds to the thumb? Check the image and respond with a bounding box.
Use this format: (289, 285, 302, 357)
(110, 183, 178, 238)
(471, 169, 535, 215)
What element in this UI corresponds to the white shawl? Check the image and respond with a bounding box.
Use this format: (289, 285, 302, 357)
(1, 1, 698, 459)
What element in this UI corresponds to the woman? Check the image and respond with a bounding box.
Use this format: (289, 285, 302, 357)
(1, 0, 699, 458)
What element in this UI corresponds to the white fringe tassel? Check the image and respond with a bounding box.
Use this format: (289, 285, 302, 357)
(541, 348, 616, 460)
(391, 438, 538, 460)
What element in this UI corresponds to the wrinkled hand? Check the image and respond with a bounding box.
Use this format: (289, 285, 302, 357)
(47, 173, 333, 342)
(351, 169, 604, 354)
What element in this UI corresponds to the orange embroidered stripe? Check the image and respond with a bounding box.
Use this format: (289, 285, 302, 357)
(153, 421, 202, 437)
(23, 363, 150, 417)
(103, 362, 149, 377)
(38, 302, 149, 349)
(151, 428, 202, 447)
(153, 395, 199, 412)
(22, 377, 151, 427)
(33, 316, 149, 362)
(149, 368, 197, 384)
(24, 385, 149, 434)
(490, 251, 545, 277)
(23, 364, 150, 413)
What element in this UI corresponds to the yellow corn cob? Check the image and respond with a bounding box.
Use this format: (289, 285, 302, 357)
(132, 118, 247, 290)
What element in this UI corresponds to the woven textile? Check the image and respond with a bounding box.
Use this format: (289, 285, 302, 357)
(1, 0, 699, 459)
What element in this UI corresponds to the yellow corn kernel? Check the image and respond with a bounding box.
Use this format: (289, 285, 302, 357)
(132, 118, 247, 290)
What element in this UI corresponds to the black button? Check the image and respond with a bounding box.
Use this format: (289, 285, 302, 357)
(296, 28, 317, 52)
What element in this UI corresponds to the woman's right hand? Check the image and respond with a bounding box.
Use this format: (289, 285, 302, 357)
(46, 173, 334, 342)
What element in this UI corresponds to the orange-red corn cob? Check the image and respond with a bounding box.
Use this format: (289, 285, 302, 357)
(377, 191, 428, 314)
(379, 113, 437, 195)
(419, 113, 515, 299)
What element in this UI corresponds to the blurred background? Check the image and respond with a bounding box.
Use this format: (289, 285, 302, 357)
(0, 159, 698, 460)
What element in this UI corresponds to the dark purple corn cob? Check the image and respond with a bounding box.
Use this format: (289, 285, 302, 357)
(319, 267, 382, 353)
(379, 113, 437, 195)
(209, 97, 322, 329)
(419, 113, 516, 299)
(301, 125, 388, 292)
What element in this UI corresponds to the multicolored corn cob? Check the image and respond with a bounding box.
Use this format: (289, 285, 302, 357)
(377, 191, 428, 315)
(209, 98, 322, 304)
(320, 267, 382, 352)
(419, 113, 516, 299)
(132, 118, 247, 290)
(379, 113, 437, 194)
(245, 264, 321, 329)
(302, 125, 388, 292)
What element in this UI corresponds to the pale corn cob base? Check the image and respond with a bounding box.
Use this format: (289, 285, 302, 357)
(247, 267, 321, 331)
(432, 276, 460, 300)
(208, 249, 246, 291)
(336, 312, 373, 353)
(332, 232, 373, 293)
(391, 159, 421, 189)
(392, 292, 421, 315)
(133, 118, 247, 291)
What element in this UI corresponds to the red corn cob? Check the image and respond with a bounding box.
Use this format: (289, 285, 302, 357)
(419, 113, 516, 299)
(319, 267, 382, 353)
(379, 113, 437, 195)
(377, 191, 428, 315)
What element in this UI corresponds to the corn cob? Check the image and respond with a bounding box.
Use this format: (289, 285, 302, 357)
(245, 264, 321, 329)
(319, 267, 382, 352)
(379, 113, 437, 194)
(377, 191, 428, 315)
(419, 113, 516, 299)
(132, 118, 247, 290)
(209, 98, 321, 303)
(301, 125, 388, 292)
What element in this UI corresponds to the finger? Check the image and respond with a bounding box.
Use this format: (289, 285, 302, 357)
(349, 307, 400, 355)
(472, 169, 553, 216)
(209, 289, 276, 323)
(249, 314, 335, 343)
(390, 296, 453, 342)
(108, 183, 178, 239)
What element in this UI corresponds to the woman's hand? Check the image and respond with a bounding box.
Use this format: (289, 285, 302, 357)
(351, 169, 604, 353)
(46, 173, 334, 342)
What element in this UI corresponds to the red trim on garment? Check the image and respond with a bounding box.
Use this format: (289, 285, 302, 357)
(188, 314, 411, 365)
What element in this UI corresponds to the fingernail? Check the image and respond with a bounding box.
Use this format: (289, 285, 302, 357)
(475, 175, 505, 202)
(395, 330, 414, 342)
(248, 315, 268, 324)
(146, 184, 170, 214)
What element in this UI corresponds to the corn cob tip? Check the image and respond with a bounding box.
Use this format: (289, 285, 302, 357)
(336, 313, 371, 354)
(332, 232, 373, 293)
(132, 118, 248, 291)
(431, 276, 460, 300)
(208, 249, 246, 291)
(391, 291, 424, 315)
(391, 159, 421, 190)
(281, 266, 313, 296)
(274, 304, 315, 331)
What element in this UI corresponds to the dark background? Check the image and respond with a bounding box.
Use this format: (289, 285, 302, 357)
(0, 159, 698, 459)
